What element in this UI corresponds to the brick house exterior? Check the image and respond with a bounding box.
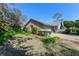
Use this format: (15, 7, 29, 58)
(25, 19, 61, 35)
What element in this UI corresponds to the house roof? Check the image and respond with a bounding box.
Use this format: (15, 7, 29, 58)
(48, 21, 60, 26)
(25, 19, 59, 27)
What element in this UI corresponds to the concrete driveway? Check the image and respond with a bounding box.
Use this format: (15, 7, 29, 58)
(51, 33, 79, 42)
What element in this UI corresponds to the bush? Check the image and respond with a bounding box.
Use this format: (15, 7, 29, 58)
(69, 27, 77, 34)
(52, 36, 60, 43)
(42, 36, 60, 44)
(21, 27, 32, 35)
(76, 28, 79, 35)
(12, 25, 22, 33)
(64, 21, 75, 28)
(24, 27, 31, 33)
(64, 28, 70, 34)
(0, 32, 12, 43)
(32, 27, 39, 34)
(63, 27, 79, 35)
(0, 26, 15, 43)
(42, 37, 51, 44)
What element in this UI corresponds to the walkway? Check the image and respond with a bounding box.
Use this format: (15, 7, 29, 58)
(51, 33, 79, 42)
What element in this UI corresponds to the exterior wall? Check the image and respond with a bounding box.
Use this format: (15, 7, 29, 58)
(26, 20, 52, 31)
(58, 23, 61, 29)
(26, 21, 40, 31)
(26, 20, 61, 34)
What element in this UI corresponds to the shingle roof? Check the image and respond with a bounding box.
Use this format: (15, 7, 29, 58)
(47, 21, 60, 26)
(25, 19, 59, 27)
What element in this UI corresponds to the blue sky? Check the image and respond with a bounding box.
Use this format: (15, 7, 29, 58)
(15, 3, 79, 23)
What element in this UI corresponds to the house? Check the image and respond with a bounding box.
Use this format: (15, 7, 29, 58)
(24, 19, 63, 35)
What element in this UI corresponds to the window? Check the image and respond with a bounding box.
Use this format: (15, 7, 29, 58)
(30, 25, 33, 28)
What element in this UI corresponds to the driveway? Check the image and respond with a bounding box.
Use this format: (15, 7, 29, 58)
(51, 33, 79, 42)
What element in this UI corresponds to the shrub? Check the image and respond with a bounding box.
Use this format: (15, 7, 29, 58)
(11, 25, 22, 33)
(24, 27, 31, 33)
(21, 27, 32, 35)
(0, 32, 12, 43)
(76, 28, 79, 35)
(42, 37, 51, 44)
(32, 27, 39, 34)
(0, 26, 15, 43)
(42, 36, 60, 44)
(51, 36, 60, 43)
(63, 28, 70, 34)
(25, 27, 29, 32)
(64, 21, 75, 28)
(69, 27, 77, 34)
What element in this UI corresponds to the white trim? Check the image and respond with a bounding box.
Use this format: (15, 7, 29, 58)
(40, 29, 51, 31)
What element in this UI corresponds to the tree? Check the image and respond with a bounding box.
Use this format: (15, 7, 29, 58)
(0, 4, 27, 43)
(53, 13, 62, 21)
(53, 13, 64, 29)
(0, 4, 26, 31)
(64, 21, 75, 28)
(75, 20, 79, 28)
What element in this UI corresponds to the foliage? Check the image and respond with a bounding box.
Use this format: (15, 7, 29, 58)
(24, 27, 30, 32)
(69, 27, 76, 34)
(32, 27, 39, 34)
(76, 28, 79, 35)
(52, 36, 60, 43)
(75, 20, 79, 28)
(0, 4, 26, 32)
(63, 20, 79, 35)
(21, 27, 32, 35)
(11, 24, 22, 33)
(1, 4, 26, 25)
(64, 21, 75, 28)
(0, 26, 15, 43)
(0, 4, 26, 43)
(63, 28, 70, 34)
(53, 13, 62, 21)
(21, 32, 32, 35)
(41, 36, 60, 44)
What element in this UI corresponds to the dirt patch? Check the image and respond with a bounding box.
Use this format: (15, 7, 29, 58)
(3, 34, 48, 56)
(1, 34, 79, 56)
(51, 33, 79, 42)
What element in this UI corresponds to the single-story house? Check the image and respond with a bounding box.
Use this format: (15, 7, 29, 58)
(24, 19, 64, 35)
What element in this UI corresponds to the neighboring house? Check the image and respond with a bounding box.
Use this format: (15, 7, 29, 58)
(25, 19, 63, 35)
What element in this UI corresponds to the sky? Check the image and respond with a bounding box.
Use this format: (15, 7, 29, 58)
(14, 3, 79, 23)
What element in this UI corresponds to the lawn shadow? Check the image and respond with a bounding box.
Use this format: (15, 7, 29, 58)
(59, 44, 79, 56)
(4, 44, 34, 56)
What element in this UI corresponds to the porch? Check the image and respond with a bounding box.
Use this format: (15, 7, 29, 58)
(38, 29, 52, 36)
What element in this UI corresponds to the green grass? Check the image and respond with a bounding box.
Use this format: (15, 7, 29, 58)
(41, 36, 60, 44)
(1, 34, 79, 56)
(21, 32, 32, 35)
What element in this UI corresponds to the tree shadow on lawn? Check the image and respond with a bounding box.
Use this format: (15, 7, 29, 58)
(5, 46, 27, 56)
(43, 42, 79, 56)
(59, 44, 79, 56)
(5, 45, 33, 56)
(3, 42, 79, 56)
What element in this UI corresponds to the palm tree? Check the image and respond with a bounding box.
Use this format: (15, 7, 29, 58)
(53, 13, 64, 29)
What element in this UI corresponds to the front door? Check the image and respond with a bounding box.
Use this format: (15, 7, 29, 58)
(52, 27, 56, 33)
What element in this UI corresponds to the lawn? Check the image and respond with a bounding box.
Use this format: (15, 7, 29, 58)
(0, 34, 79, 56)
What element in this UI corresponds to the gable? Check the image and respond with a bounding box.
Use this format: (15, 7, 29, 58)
(25, 19, 53, 29)
(25, 19, 61, 31)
